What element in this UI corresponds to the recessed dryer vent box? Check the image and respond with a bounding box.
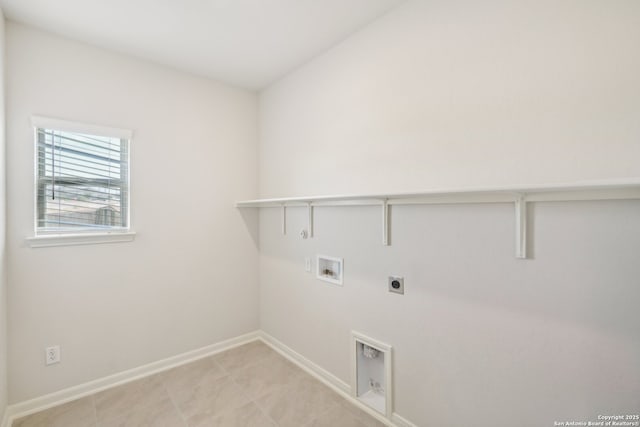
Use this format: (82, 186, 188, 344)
(316, 255, 343, 285)
(351, 331, 392, 418)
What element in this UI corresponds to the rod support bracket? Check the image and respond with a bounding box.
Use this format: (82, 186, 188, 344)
(281, 204, 286, 235)
(382, 199, 389, 246)
(307, 202, 314, 238)
(515, 195, 527, 259)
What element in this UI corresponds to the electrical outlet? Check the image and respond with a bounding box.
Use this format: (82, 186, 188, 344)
(45, 346, 60, 365)
(388, 276, 404, 294)
(305, 257, 311, 273)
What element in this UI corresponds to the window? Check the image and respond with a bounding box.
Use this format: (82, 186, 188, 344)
(33, 117, 131, 236)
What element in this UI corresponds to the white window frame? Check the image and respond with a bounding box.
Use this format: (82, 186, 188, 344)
(26, 116, 136, 248)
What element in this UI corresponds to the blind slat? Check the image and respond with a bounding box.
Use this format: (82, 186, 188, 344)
(39, 146, 123, 172)
(43, 198, 123, 208)
(39, 130, 123, 154)
(37, 126, 129, 232)
(40, 142, 122, 165)
(43, 163, 120, 180)
(42, 184, 126, 200)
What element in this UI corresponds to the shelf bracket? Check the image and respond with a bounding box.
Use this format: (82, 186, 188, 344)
(515, 195, 527, 259)
(307, 203, 314, 238)
(281, 205, 286, 235)
(382, 199, 389, 246)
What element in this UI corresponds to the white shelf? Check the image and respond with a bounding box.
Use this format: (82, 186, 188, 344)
(236, 179, 640, 207)
(236, 179, 640, 258)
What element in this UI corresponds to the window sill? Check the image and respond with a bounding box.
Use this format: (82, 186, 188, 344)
(26, 231, 136, 248)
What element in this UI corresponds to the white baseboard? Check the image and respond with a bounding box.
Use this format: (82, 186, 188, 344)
(3, 330, 260, 427)
(258, 330, 418, 427)
(391, 412, 419, 427)
(258, 331, 350, 393)
(2, 330, 418, 427)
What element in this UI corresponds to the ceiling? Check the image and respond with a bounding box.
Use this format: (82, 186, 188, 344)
(0, 0, 404, 89)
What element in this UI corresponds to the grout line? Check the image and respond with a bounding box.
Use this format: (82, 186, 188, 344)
(91, 394, 98, 427)
(224, 362, 281, 426)
(221, 346, 285, 427)
(93, 376, 178, 425)
(7, 332, 262, 422)
(210, 352, 264, 422)
(153, 370, 188, 427)
(165, 386, 188, 427)
(300, 400, 343, 427)
(209, 354, 229, 376)
(11, 338, 386, 427)
(245, 386, 281, 427)
(241, 348, 348, 427)
(258, 334, 399, 426)
(168, 344, 260, 426)
(250, 400, 281, 427)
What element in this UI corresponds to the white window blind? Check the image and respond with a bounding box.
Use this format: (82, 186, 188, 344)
(35, 120, 130, 235)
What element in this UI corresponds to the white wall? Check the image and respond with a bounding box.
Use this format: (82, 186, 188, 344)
(0, 8, 8, 423)
(6, 22, 259, 402)
(259, 0, 640, 197)
(258, 1, 640, 426)
(259, 202, 640, 427)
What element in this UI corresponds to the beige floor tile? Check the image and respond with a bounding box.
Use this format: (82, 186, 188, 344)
(305, 403, 368, 427)
(160, 356, 227, 397)
(337, 400, 387, 427)
(305, 399, 385, 427)
(212, 341, 280, 373)
(94, 374, 169, 423)
(97, 398, 184, 427)
(12, 343, 393, 427)
(255, 376, 343, 427)
(188, 401, 275, 427)
(231, 356, 303, 399)
(171, 375, 250, 420)
(12, 396, 96, 427)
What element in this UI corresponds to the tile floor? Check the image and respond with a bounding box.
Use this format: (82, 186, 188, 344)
(12, 341, 386, 427)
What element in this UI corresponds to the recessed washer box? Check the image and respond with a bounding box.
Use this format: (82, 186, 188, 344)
(351, 331, 393, 418)
(316, 255, 343, 285)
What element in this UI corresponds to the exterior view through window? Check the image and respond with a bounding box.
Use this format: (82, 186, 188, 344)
(36, 125, 129, 234)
